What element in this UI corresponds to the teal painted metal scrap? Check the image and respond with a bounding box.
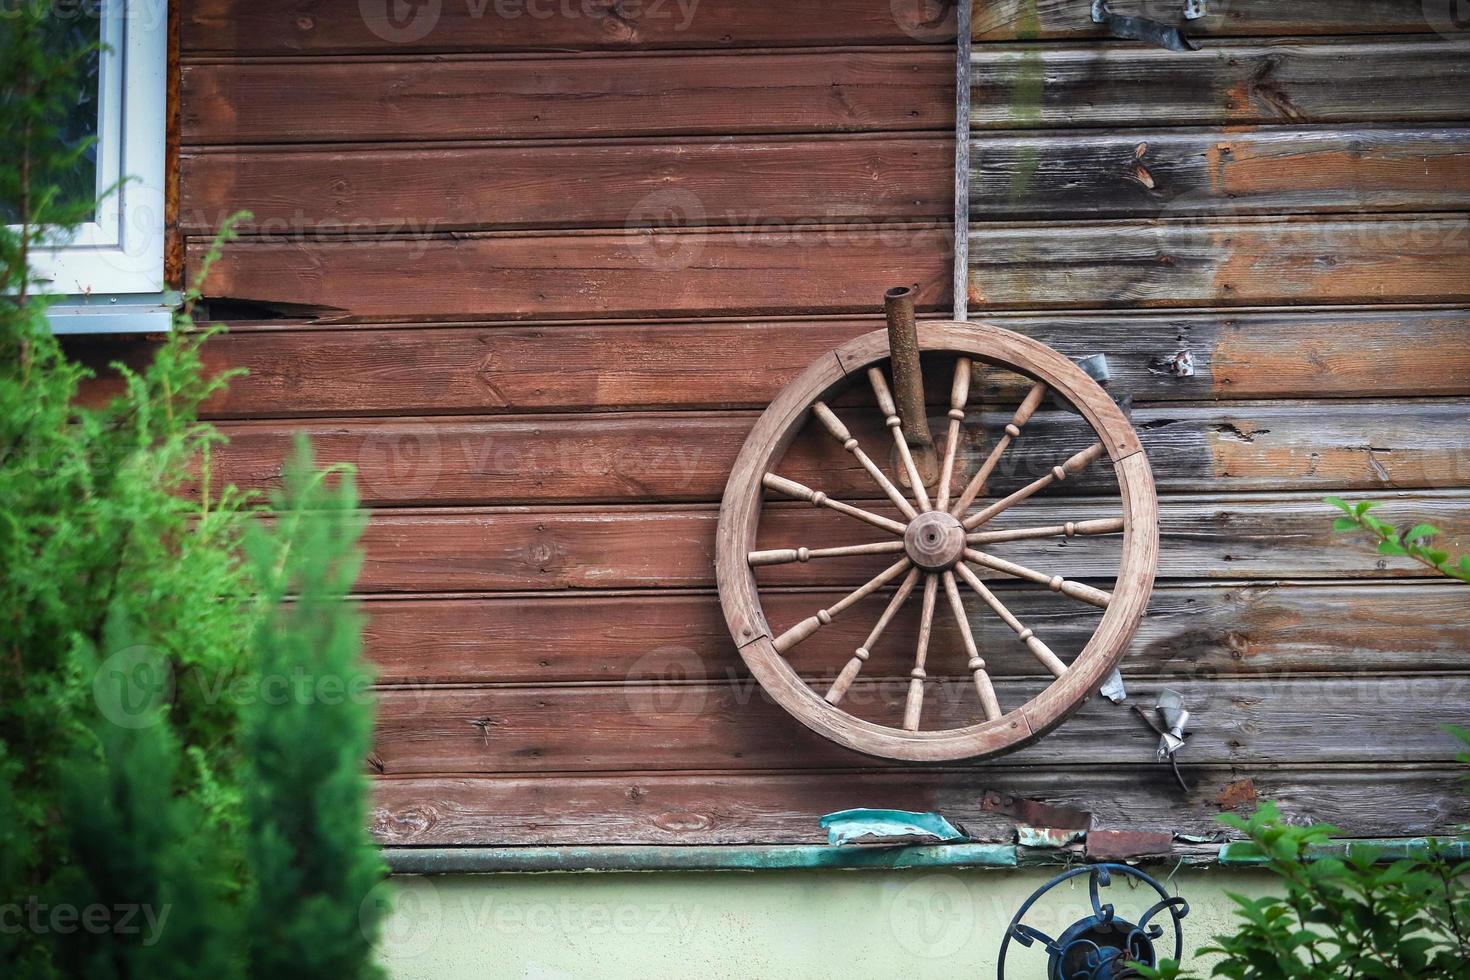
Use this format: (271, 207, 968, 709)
(385, 843, 1019, 876)
(819, 809, 969, 846)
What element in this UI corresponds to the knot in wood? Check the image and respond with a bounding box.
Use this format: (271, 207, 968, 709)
(903, 510, 966, 572)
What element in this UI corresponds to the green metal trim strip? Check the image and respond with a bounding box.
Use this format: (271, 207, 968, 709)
(1218, 837, 1470, 867)
(385, 843, 1018, 876)
(384, 837, 1470, 875)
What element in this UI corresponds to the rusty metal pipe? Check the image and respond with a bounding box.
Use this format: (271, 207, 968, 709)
(883, 286, 933, 454)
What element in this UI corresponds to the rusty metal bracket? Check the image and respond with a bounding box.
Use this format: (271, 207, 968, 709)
(884, 286, 941, 486)
(1091, 1, 1201, 52)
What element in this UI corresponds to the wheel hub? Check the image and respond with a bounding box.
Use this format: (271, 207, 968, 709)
(904, 510, 966, 571)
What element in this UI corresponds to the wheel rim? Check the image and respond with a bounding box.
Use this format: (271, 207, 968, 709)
(716, 322, 1159, 763)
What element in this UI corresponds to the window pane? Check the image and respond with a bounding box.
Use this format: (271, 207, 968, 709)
(0, 10, 101, 225)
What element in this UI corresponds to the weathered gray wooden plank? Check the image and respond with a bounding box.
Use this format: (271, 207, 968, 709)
(967, 215, 1470, 309)
(369, 676, 1470, 774)
(362, 582, 1470, 686)
(372, 766, 1470, 846)
(975, 1, 1459, 42)
(971, 37, 1470, 130)
(211, 399, 1470, 505)
(347, 492, 1470, 593)
(972, 127, 1470, 219)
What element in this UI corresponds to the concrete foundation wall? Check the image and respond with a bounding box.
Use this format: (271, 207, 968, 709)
(378, 868, 1275, 978)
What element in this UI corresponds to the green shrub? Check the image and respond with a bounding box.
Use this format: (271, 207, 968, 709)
(1, 5, 385, 975)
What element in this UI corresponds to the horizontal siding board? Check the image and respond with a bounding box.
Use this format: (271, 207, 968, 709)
(180, 50, 953, 145)
(190, 217, 1470, 322)
(189, 226, 952, 321)
(71, 310, 1470, 416)
(972, 38, 1470, 130)
(976, 1, 1457, 42)
(181, 127, 1470, 232)
(182, 1, 960, 55)
(968, 215, 1470, 309)
(348, 493, 1470, 592)
(212, 400, 1470, 505)
(180, 136, 952, 233)
(362, 583, 1470, 685)
(372, 766, 1470, 846)
(972, 126, 1470, 220)
(369, 676, 1470, 774)
(182, 0, 1460, 56)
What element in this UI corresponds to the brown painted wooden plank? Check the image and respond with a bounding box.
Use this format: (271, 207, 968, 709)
(181, 0, 1467, 57)
(211, 400, 1470, 505)
(972, 37, 1470, 131)
(362, 582, 1470, 685)
(372, 766, 1470, 846)
(972, 126, 1470, 220)
(71, 309, 1470, 417)
(182, 1, 960, 56)
(180, 136, 952, 234)
(187, 225, 952, 322)
(368, 675, 1470, 774)
(977, 1, 1462, 42)
(347, 492, 1470, 592)
(968, 215, 1470, 309)
(180, 50, 953, 145)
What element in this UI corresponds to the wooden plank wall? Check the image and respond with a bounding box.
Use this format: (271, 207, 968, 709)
(96, 1, 1470, 848)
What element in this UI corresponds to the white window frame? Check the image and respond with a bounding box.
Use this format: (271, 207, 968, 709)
(18, 0, 171, 333)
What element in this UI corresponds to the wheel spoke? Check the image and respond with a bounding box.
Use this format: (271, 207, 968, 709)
(749, 540, 907, 567)
(867, 367, 933, 512)
(811, 401, 918, 520)
(961, 442, 1106, 531)
(942, 571, 1003, 720)
(902, 574, 940, 731)
(968, 517, 1124, 545)
(963, 548, 1112, 609)
(954, 562, 1069, 678)
(934, 358, 972, 511)
(825, 567, 923, 705)
(772, 558, 913, 654)
(762, 473, 908, 536)
(950, 381, 1047, 518)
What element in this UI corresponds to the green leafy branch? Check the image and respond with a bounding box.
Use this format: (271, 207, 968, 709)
(1326, 497, 1470, 583)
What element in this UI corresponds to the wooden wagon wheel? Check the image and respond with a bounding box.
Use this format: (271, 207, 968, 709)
(716, 317, 1159, 763)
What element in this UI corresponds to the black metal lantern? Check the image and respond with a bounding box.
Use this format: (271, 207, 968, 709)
(998, 864, 1190, 979)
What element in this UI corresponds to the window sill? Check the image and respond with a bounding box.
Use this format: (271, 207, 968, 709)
(46, 291, 179, 335)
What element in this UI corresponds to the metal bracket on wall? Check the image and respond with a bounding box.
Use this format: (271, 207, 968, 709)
(1091, 0, 1202, 51)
